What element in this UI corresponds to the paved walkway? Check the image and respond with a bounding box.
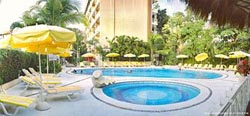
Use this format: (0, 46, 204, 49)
(0, 67, 245, 116)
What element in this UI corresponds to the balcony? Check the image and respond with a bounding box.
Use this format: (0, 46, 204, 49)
(96, 11, 100, 19)
(92, 0, 96, 6)
(86, 0, 94, 14)
(95, 26, 100, 34)
(152, 9, 158, 13)
(152, 22, 158, 26)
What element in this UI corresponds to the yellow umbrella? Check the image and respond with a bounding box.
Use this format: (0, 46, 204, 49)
(57, 49, 72, 58)
(10, 25, 75, 49)
(138, 54, 150, 66)
(105, 53, 120, 67)
(176, 54, 188, 59)
(82, 53, 95, 65)
(176, 54, 189, 64)
(138, 54, 149, 58)
(215, 54, 229, 59)
(82, 53, 95, 58)
(229, 51, 249, 64)
(9, 25, 76, 75)
(106, 53, 120, 57)
(124, 53, 136, 67)
(25, 46, 66, 55)
(195, 53, 208, 62)
(215, 54, 229, 65)
(124, 53, 136, 58)
(229, 51, 248, 58)
(58, 52, 71, 58)
(229, 55, 238, 59)
(9, 25, 76, 111)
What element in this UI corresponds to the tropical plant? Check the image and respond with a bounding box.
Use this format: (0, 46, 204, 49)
(148, 34, 164, 63)
(10, 0, 88, 29)
(108, 35, 150, 61)
(69, 28, 87, 64)
(10, 22, 24, 31)
(158, 9, 250, 65)
(162, 12, 186, 54)
(157, 9, 169, 34)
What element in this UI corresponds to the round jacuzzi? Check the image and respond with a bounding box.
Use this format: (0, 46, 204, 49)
(103, 82, 200, 105)
(92, 81, 211, 112)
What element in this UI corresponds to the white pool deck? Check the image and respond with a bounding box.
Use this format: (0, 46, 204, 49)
(0, 66, 245, 116)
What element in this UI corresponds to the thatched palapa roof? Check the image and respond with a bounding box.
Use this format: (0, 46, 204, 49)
(185, 0, 250, 29)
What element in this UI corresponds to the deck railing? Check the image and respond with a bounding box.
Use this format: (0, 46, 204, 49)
(218, 77, 250, 116)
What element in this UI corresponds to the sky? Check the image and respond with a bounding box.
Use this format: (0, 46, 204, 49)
(0, 0, 88, 33)
(159, 0, 186, 16)
(0, 0, 186, 33)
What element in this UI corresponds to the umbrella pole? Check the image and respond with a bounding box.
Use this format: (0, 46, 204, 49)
(47, 55, 49, 74)
(39, 53, 42, 81)
(144, 58, 145, 67)
(112, 58, 114, 76)
(36, 52, 50, 111)
(143, 58, 146, 76)
(129, 58, 131, 67)
(54, 60, 56, 74)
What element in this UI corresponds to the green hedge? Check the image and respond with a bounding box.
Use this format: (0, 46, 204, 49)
(0, 49, 38, 84)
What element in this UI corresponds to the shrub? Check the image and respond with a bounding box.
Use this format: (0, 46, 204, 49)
(0, 49, 38, 84)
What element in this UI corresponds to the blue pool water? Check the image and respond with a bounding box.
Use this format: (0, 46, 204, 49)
(103, 82, 200, 105)
(73, 68, 222, 79)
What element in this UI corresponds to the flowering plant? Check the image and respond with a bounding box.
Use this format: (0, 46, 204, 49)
(236, 59, 250, 76)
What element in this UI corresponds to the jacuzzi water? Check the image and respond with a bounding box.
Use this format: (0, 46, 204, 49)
(102, 81, 200, 105)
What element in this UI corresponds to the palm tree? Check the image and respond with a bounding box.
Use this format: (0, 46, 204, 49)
(148, 34, 164, 64)
(10, 0, 88, 29)
(35, 0, 86, 27)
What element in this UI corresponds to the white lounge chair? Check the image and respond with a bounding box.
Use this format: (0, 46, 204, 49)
(19, 76, 60, 91)
(0, 88, 35, 116)
(28, 68, 60, 79)
(22, 69, 61, 85)
(226, 65, 237, 71)
(33, 79, 84, 101)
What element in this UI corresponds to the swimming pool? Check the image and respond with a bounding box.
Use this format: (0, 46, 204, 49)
(73, 68, 222, 79)
(103, 82, 200, 105)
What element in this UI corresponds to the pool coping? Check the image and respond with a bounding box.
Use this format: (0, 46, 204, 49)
(91, 80, 212, 112)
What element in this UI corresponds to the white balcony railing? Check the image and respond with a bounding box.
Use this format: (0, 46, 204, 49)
(218, 77, 250, 116)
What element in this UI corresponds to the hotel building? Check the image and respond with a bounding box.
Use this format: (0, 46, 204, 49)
(84, 0, 158, 50)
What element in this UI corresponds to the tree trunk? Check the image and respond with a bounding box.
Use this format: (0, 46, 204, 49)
(151, 48, 154, 65)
